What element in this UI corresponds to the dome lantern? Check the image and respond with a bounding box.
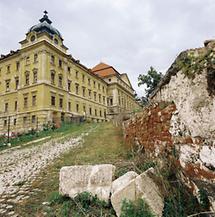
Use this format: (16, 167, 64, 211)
(27, 11, 63, 40)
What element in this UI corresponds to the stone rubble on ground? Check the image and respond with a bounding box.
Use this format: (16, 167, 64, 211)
(111, 171, 138, 195)
(59, 164, 116, 202)
(59, 165, 164, 217)
(111, 168, 163, 217)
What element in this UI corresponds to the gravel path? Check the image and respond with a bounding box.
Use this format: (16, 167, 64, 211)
(0, 130, 89, 217)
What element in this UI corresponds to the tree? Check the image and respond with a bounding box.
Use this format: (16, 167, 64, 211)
(138, 67, 162, 98)
(134, 93, 148, 106)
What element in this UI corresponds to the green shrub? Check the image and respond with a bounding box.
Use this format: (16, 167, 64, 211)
(48, 191, 113, 217)
(48, 191, 68, 205)
(120, 199, 155, 217)
(199, 188, 210, 210)
(162, 186, 200, 217)
(137, 161, 156, 172)
(60, 201, 72, 217)
(73, 192, 109, 210)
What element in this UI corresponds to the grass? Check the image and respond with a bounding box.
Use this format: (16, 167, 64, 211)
(14, 122, 133, 217)
(0, 122, 92, 151)
(9, 122, 202, 217)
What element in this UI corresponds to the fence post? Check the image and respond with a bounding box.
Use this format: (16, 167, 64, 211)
(7, 116, 10, 144)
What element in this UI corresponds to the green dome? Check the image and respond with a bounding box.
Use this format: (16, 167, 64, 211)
(28, 11, 63, 39)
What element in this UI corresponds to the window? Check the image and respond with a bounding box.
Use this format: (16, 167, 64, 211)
(30, 35, 35, 42)
(51, 96, 56, 106)
(110, 98, 113, 105)
(102, 86, 105, 93)
(4, 119, 7, 127)
(16, 61, 20, 71)
(88, 78, 91, 86)
(104, 110, 106, 118)
(7, 65, 10, 73)
(58, 74, 63, 87)
(95, 109, 97, 116)
(51, 55, 55, 64)
(23, 116, 27, 125)
(89, 107, 92, 115)
(51, 71, 55, 84)
(24, 96, 28, 108)
(54, 38, 58, 45)
(15, 77, 19, 90)
(82, 74, 85, 82)
(32, 115, 36, 124)
(94, 92, 97, 101)
(59, 98, 63, 109)
(93, 81, 96, 88)
(15, 101, 17, 111)
(75, 84, 79, 95)
(83, 105, 86, 113)
(68, 67, 71, 73)
(98, 83, 101, 90)
(68, 80, 71, 91)
(75, 70, 79, 79)
(103, 96, 105, 105)
(88, 89, 91, 98)
(82, 87, 86, 97)
(14, 118, 16, 126)
(99, 94, 101, 103)
(32, 95, 37, 106)
(34, 53, 38, 63)
(5, 103, 8, 112)
(33, 70, 38, 83)
(100, 110, 102, 117)
(68, 102, 71, 111)
(26, 56, 30, 65)
(76, 103, 79, 112)
(25, 72, 30, 85)
(59, 59, 62, 68)
(109, 78, 111, 82)
(5, 80, 10, 92)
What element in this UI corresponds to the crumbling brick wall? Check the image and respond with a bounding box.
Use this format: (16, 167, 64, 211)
(124, 102, 175, 155)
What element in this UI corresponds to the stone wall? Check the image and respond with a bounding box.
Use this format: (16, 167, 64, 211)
(123, 102, 215, 208)
(151, 70, 215, 139)
(124, 102, 176, 156)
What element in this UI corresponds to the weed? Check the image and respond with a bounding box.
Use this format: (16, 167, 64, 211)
(60, 201, 72, 217)
(120, 198, 155, 217)
(199, 188, 210, 210)
(48, 191, 68, 205)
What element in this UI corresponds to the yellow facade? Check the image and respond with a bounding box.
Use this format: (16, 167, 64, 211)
(92, 63, 141, 118)
(0, 12, 140, 134)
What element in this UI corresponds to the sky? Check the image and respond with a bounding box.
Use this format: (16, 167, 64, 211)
(0, 0, 215, 96)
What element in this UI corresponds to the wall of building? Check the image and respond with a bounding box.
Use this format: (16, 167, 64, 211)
(0, 40, 108, 134)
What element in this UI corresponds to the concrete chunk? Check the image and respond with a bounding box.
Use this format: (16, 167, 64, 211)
(136, 168, 164, 217)
(111, 168, 164, 217)
(111, 171, 138, 194)
(111, 178, 136, 217)
(59, 164, 115, 202)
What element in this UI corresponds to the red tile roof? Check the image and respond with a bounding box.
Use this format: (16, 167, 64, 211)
(91, 62, 118, 78)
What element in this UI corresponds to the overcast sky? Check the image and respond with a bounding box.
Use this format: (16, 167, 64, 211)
(0, 0, 215, 96)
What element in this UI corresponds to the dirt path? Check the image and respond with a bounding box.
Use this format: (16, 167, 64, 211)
(0, 130, 89, 217)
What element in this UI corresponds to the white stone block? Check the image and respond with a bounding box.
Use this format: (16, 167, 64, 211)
(59, 164, 115, 202)
(111, 171, 138, 194)
(111, 168, 164, 217)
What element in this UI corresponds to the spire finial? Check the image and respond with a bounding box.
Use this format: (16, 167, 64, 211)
(39, 10, 52, 24)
